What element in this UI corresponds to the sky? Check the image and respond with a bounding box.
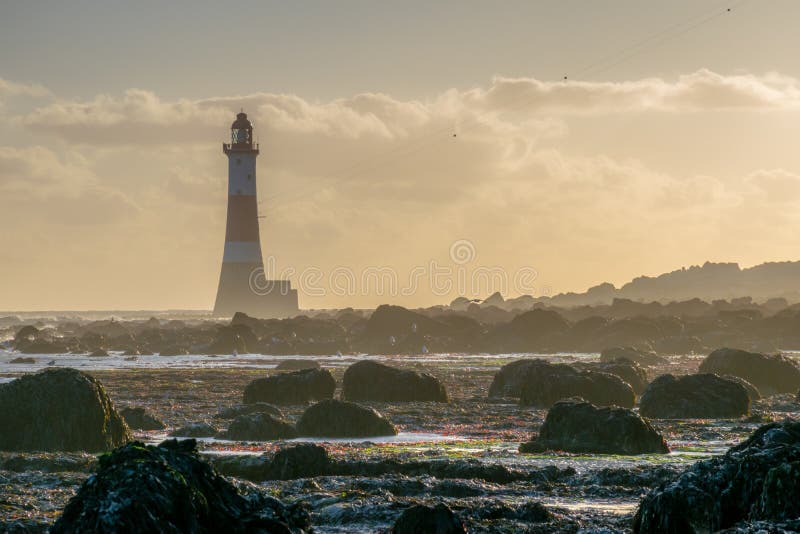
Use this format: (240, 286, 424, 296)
(2, 0, 800, 310)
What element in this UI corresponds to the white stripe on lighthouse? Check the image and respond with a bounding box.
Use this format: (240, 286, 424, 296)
(223, 241, 263, 263)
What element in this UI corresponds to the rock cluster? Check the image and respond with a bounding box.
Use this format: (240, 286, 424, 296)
(633, 419, 800, 533)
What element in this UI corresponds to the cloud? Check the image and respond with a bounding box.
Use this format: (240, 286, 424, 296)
(15, 69, 800, 148)
(0, 78, 50, 98)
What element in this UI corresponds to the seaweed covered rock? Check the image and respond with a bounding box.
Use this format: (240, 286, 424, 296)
(0, 368, 131, 452)
(600, 346, 666, 367)
(51, 439, 311, 533)
(507, 360, 635, 408)
(243, 368, 336, 405)
(699, 347, 800, 395)
(574, 359, 649, 394)
(297, 399, 397, 437)
(392, 503, 467, 534)
(638, 373, 749, 419)
(342, 360, 448, 402)
(519, 398, 669, 455)
(633, 419, 800, 533)
(219, 413, 297, 441)
(119, 407, 165, 431)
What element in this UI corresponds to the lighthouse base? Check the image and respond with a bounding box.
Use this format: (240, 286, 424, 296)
(213, 262, 299, 319)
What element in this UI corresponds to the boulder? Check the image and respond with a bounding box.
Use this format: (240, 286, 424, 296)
(206, 324, 257, 354)
(574, 359, 648, 394)
(0, 368, 131, 452)
(342, 360, 448, 402)
(496, 360, 635, 408)
(296, 399, 397, 438)
(269, 443, 331, 480)
(51, 439, 311, 533)
(243, 368, 336, 405)
(215, 402, 284, 420)
(519, 398, 669, 455)
(722, 375, 761, 401)
(486, 309, 571, 352)
(699, 347, 800, 395)
(120, 407, 165, 431)
(219, 413, 297, 441)
(275, 359, 321, 371)
(633, 419, 800, 533)
(600, 346, 666, 367)
(169, 422, 218, 438)
(9, 357, 35, 364)
(392, 503, 467, 534)
(638, 373, 749, 419)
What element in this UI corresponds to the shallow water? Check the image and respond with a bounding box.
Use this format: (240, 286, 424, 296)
(1, 351, 798, 532)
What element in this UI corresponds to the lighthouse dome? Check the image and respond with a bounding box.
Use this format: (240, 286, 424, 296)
(231, 112, 252, 130)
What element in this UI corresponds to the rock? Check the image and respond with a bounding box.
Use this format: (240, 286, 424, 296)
(486, 309, 571, 352)
(633, 419, 800, 533)
(119, 407, 165, 431)
(219, 413, 297, 441)
(169, 422, 218, 438)
(0, 368, 131, 452)
(519, 398, 669, 455)
(51, 439, 312, 533)
(574, 359, 649, 394)
(206, 324, 257, 354)
(275, 359, 321, 371)
(296, 399, 397, 437)
(9, 357, 35, 364)
(269, 443, 331, 480)
(699, 347, 800, 395)
(638, 373, 749, 419)
(342, 360, 448, 402)
(600, 346, 666, 367)
(722, 374, 762, 401)
(496, 359, 635, 408)
(392, 503, 467, 534)
(88, 349, 109, 357)
(243, 368, 336, 405)
(215, 402, 284, 420)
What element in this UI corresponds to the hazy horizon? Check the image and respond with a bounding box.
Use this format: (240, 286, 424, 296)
(3, 1, 800, 310)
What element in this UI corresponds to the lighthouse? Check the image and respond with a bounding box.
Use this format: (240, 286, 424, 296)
(212, 112, 299, 318)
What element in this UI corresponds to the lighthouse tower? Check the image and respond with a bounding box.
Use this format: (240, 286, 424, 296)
(212, 112, 299, 318)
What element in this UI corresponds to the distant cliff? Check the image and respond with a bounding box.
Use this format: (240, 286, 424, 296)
(500, 261, 800, 308)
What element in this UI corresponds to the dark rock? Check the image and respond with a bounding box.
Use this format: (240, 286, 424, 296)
(169, 422, 218, 438)
(392, 503, 466, 534)
(51, 439, 312, 533)
(275, 359, 321, 371)
(215, 402, 284, 420)
(219, 413, 297, 441)
(486, 309, 571, 352)
(519, 398, 669, 454)
(699, 347, 800, 395)
(120, 407, 165, 431)
(206, 324, 257, 354)
(296, 399, 397, 437)
(0, 368, 131, 452)
(495, 359, 635, 408)
(574, 358, 649, 394)
(633, 419, 800, 533)
(722, 375, 762, 401)
(639, 373, 749, 419)
(342, 360, 448, 402)
(600, 346, 666, 367)
(9, 357, 35, 364)
(88, 349, 109, 357)
(243, 368, 336, 405)
(269, 443, 331, 480)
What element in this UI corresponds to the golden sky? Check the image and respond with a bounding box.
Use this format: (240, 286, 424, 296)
(1, 1, 800, 310)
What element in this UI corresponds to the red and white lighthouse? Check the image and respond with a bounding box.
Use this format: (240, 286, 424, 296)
(212, 112, 298, 318)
